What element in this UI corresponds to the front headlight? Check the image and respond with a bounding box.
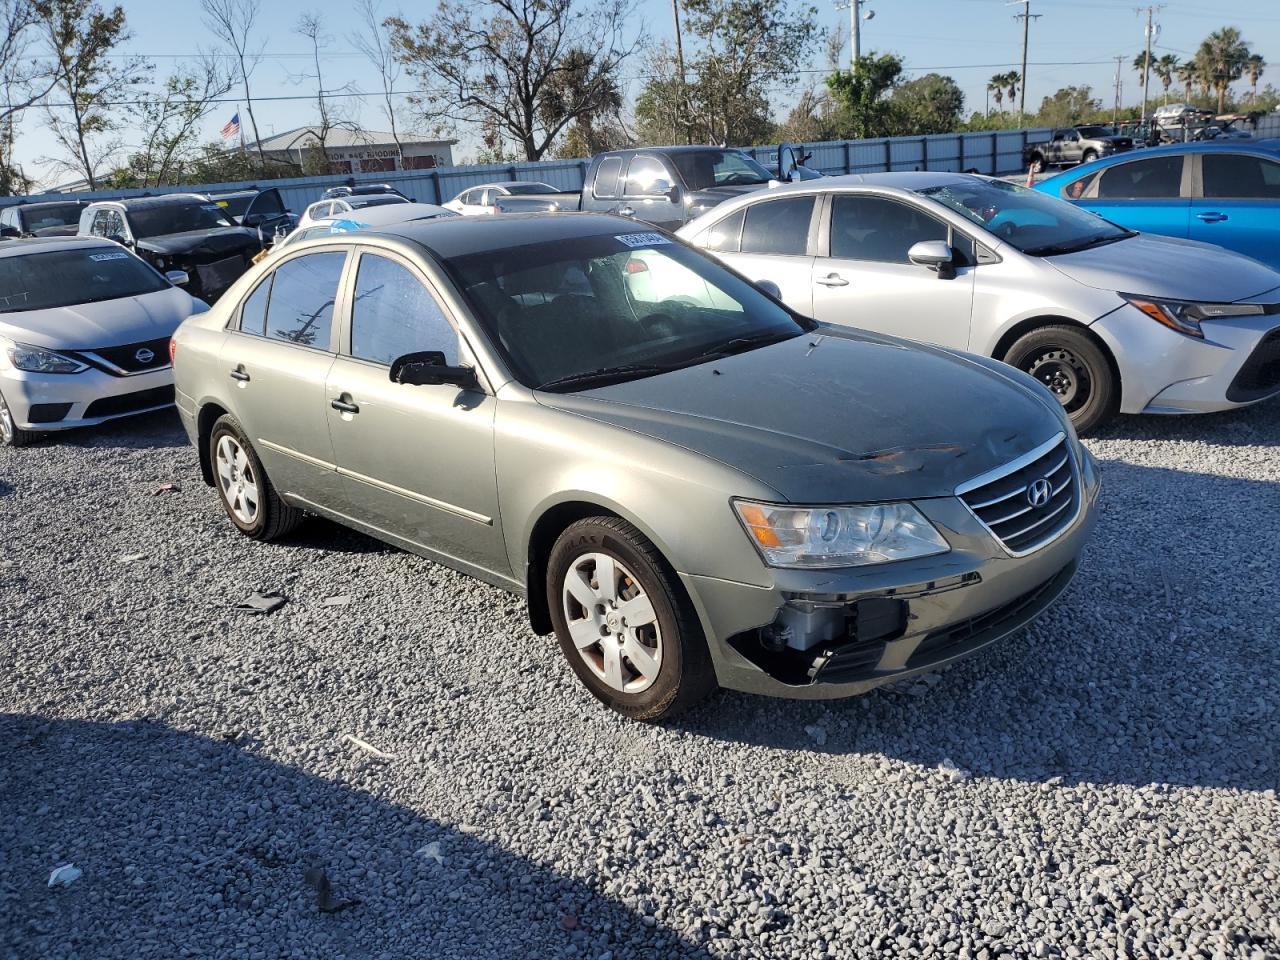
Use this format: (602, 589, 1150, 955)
(733, 500, 949, 569)
(6, 342, 88, 374)
(1123, 294, 1266, 339)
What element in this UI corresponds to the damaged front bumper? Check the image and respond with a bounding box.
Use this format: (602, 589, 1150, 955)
(680, 446, 1101, 700)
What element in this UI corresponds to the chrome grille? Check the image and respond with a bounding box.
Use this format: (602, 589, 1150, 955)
(956, 433, 1078, 555)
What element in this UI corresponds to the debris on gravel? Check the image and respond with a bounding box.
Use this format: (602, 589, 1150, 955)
(2, 403, 1278, 959)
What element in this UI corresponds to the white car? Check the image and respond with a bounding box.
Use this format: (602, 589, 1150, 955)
(444, 181, 562, 215)
(0, 236, 206, 446)
(677, 172, 1280, 433)
(262, 202, 458, 261)
(296, 194, 410, 230)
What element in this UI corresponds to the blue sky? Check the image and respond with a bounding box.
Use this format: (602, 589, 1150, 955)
(15, 0, 1280, 187)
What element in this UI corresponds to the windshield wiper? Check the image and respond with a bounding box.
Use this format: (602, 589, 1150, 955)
(537, 363, 673, 392)
(680, 329, 799, 364)
(1024, 232, 1134, 257)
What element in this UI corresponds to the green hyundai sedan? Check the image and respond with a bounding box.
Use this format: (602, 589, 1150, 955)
(172, 214, 1100, 720)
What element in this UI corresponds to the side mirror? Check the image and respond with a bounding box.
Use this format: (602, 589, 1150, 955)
(755, 279, 782, 300)
(165, 269, 190, 286)
(243, 213, 264, 227)
(0, 224, 20, 239)
(665, 184, 682, 204)
(107, 233, 131, 247)
(389, 350, 478, 389)
(778, 143, 797, 181)
(908, 240, 956, 279)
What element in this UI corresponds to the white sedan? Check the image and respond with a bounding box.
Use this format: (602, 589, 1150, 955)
(0, 236, 206, 446)
(443, 181, 562, 215)
(296, 194, 410, 230)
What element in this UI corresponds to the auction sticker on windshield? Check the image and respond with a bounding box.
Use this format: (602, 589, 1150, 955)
(616, 233, 671, 247)
(89, 251, 130, 261)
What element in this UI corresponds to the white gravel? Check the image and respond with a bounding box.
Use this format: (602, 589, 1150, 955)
(2, 401, 1278, 959)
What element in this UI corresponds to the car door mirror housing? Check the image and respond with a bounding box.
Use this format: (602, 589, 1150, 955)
(390, 351, 479, 389)
(165, 269, 190, 286)
(107, 233, 131, 247)
(908, 240, 956, 278)
(755, 279, 782, 300)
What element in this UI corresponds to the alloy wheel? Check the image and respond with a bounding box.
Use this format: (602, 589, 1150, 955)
(215, 434, 260, 525)
(0, 392, 13, 444)
(561, 552, 663, 693)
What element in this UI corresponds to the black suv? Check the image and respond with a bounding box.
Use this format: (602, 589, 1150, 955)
(1, 199, 91, 239)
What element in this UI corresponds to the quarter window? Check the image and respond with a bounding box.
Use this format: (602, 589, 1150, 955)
(239, 276, 271, 335)
(1094, 156, 1184, 199)
(350, 254, 458, 366)
(1202, 154, 1280, 199)
(829, 195, 947, 263)
(262, 251, 346, 349)
(740, 196, 815, 256)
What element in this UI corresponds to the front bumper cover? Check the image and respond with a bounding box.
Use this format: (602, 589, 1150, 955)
(0, 364, 175, 431)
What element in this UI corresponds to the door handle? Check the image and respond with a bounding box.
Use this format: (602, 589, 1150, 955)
(1196, 212, 1228, 222)
(815, 273, 849, 287)
(229, 367, 250, 382)
(330, 397, 360, 414)
(617, 205, 635, 217)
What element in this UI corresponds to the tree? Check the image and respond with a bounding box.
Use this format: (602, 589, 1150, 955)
(202, 0, 266, 167)
(0, 0, 59, 193)
(1132, 51, 1152, 97)
(1153, 54, 1178, 103)
(545, 47, 627, 157)
(1195, 27, 1250, 114)
(1245, 53, 1266, 102)
(1036, 85, 1100, 128)
(126, 58, 233, 186)
(293, 11, 359, 172)
(826, 53, 902, 139)
(1004, 70, 1020, 118)
(35, 0, 150, 189)
(887, 73, 964, 135)
(388, 0, 640, 161)
(988, 73, 1007, 114)
(350, 0, 403, 158)
(1176, 60, 1198, 102)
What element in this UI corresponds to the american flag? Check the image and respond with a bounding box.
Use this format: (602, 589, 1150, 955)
(220, 112, 241, 142)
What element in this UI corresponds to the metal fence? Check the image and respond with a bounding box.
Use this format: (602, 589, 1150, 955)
(1254, 111, 1280, 139)
(0, 128, 1056, 214)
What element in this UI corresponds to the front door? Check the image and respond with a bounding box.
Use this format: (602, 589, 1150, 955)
(617, 155, 685, 230)
(218, 249, 348, 502)
(325, 249, 506, 577)
(809, 193, 974, 348)
(1190, 152, 1280, 269)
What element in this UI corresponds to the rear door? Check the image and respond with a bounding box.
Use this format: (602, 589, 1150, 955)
(708, 194, 817, 314)
(810, 193, 974, 348)
(1073, 153, 1191, 239)
(325, 248, 505, 575)
(1189, 152, 1280, 268)
(218, 249, 348, 504)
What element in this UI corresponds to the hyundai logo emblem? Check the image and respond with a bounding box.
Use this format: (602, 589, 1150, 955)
(135, 347, 155, 364)
(1026, 477, 1053, 508)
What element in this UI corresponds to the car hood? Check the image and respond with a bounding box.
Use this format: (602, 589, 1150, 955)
(1045, 233, 1280, 302)
(135, 227, 261, 257)
(0, 286, 195, 350)
(537, 328, 1063, 502)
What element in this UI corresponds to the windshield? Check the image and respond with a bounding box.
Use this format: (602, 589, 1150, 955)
(505, 183, 558, 195)
(918, 179, 1133, 256)
(0, 248, 168, 312)
(212, 195, 253, 218)
(21, 204, 83, 231)
(129, 202, 235, 238)
(349, 196, 408, 209)
(441, 232, 808, 390)
(1075, 126, 1111, 138)
(671, 151, 774, 190)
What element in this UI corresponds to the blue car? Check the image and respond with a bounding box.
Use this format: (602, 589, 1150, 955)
(1035, 140, 1280, 270)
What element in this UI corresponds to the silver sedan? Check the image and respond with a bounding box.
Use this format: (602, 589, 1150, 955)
(677, 172, 1280, 433)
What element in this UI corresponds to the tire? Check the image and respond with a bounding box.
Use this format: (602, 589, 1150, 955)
(1004, 325, 1117, 435)
(1082, 149, 1098, 164)
(547, 516, 716, 721)
(0, 389, 39, 447)
(208, 414, 302, 540)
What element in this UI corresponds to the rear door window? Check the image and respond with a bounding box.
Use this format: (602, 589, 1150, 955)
(261, 251, 346, 349)
(739, 196, 816, 256)
(1201, 154, 1280, 199)
(1094, 156, 1185, 199)
(592, 157, 623, 199)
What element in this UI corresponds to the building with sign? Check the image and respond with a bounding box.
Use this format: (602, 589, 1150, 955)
(243, 127, 457, 174)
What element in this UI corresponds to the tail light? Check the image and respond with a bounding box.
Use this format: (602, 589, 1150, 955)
(624, 258, 648, 275)
(168, 337, 177, 365)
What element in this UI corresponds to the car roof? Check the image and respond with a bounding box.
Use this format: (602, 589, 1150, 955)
(0, 235, 118, 259)
(373, 212, 642, 260)
(86, 193, 208, 209)
(8, 199, 89, 209)
(322, 202, 453, 227)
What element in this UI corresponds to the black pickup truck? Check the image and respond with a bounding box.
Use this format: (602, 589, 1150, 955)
(511, 144, 818, 229)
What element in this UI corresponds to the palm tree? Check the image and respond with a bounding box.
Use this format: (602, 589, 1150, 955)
(1196, 27, 1251, 113)
(1133, 50, 1153, 95)
(1154, 54, 1179, 104)
(1005, 71, 1021, 117)
(989, 74, 1006, 114)
(1176, 61, 1198, 102)
(1245, 53, 1266, 102)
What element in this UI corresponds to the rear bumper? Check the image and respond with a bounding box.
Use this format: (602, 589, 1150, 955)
(680, 446, 1101, 700)
(0, 364, 175, 432)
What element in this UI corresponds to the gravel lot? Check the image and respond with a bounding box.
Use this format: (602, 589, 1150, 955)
(2, 401, 1278, 960)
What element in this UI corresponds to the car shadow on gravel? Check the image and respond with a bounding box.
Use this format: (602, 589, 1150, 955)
(1095, 396, 1280, 447)
(0, 713, 713, 960)
(280, 518, 398, 556)
(21, 409, 191, 451)
(677, 460, 1279, 794)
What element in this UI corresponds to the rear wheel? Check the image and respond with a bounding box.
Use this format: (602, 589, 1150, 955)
(208, 414, 302, 540)
(547, 517, 716, 721)
(0, 390, 38, 447)
(1004, 325, 1117, 435)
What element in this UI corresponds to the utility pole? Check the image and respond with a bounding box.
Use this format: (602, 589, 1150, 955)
(1113, 56, 1124, 126)
(671, 0, 689, 143)
(1010, 0, 1041, 123)
(851, 0, 861, 64)
(1136, 5, 1163, 123)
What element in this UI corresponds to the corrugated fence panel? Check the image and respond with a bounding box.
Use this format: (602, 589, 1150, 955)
(0, 128, 1067, 210)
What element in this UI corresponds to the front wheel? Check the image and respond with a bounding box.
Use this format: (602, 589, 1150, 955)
(0, 389, 38, 447)
(1082, 149, 1098, 164)
(547, 517, 716, 721)
(1004, 325, 1117, 435)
